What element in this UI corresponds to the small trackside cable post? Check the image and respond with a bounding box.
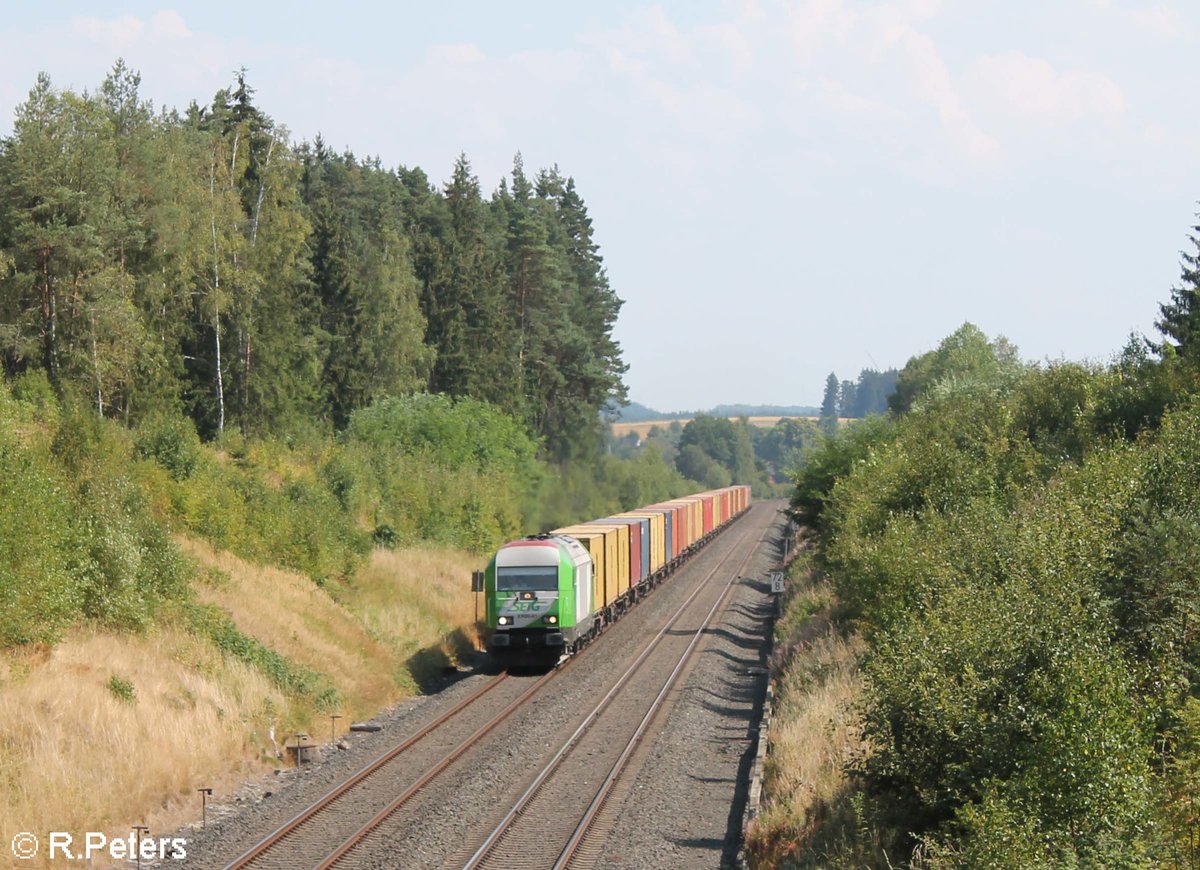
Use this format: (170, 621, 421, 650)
(198, 787, 213, 829)
(133, 824, 149, 869)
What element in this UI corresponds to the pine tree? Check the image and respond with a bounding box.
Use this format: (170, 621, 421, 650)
(0, 66, 629, 455)
(820, 372, 840, 428)
(301, 146, 430, 427)
(0, 71, 150, 415)
(1156, 214, 1200, 361)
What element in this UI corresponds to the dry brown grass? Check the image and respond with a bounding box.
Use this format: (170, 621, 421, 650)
(181, 538, 401, 721)
(0, 539, 486, 867)
(745, 579, 867, 868)
(0, 629, 279, 868)
(339, 546, 484, 681)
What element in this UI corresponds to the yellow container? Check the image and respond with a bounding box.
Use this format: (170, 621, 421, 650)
(657, 499, 694, 549)
(555, 525, 623, 608)
(580, 522, 630, 598)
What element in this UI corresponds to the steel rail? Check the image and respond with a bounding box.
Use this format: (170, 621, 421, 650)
(222, 672, 511, 869)
(312, 667, 561, 868)
(323, 513, 755, 869)
(554, 525, 770, 868)
(462, 513, 765, 869)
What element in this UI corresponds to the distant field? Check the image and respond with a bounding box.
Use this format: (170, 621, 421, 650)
(611, 415, 819, 441)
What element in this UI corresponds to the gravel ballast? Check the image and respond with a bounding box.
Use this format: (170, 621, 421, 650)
(162, 502, 785, 869)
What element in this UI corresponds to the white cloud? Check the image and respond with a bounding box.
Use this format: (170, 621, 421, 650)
(882, 21, 1000, 159)
(580, 3, 766, 172)
(785, 0, 861, 62)
(1129, 4, 1185, 38)
(586, 0, 1003, 179)
(379, 44, 586, 161)
(427, 43, 487, 66)
(148, 11, 190, 40)
(72, 14, 147, 50)
(71, 10, 190, 51)
(815, 76, 899, 122)
(972, 51, 1125, 121)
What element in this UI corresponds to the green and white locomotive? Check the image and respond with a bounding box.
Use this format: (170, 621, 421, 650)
(485, 535, 597, 661)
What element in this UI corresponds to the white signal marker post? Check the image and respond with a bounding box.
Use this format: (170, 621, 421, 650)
(770, 571, 785, 616)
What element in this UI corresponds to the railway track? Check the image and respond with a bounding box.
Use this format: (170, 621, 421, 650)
(221, 672, 539, 869)
(214, 503, 774, 869)
(458, 508, 773, 869)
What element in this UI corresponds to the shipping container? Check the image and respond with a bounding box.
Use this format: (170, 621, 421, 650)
(643, 505, 676, 562)
(579, 522, 631, 600)
(651, 499, 692, 551)
(603, 516, 650, 585)
(551, 529, 608, 611)
(617, 511, 666, 574)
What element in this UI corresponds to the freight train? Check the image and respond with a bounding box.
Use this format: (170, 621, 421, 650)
(484, 485, 751, 664)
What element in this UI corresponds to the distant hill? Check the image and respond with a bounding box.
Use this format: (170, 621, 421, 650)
(609, 401, 690, 422)
(610, 401, 821, 422)
(706, 403, 822, 418)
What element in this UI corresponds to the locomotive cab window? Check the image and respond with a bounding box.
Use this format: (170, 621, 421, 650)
(497, 566, 558, 591)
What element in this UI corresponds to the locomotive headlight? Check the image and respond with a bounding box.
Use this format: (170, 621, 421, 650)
(547, 615, 558, 624)
(497, 616, 510, 626)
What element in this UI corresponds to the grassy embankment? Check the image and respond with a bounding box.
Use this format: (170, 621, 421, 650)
(750, 326, 1200, 866)
(744, 557, 870, 869)
(0, 540, 480, 862)
(0, 384, 509, 864)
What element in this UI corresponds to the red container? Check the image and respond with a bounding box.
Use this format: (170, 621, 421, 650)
(628, 522, 642, 585)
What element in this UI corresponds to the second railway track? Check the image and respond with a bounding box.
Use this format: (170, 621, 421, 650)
(457, 507, 774, 870)
(202, 501, 780, 870)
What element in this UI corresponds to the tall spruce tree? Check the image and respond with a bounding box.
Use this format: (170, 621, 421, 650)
(300, 145, 431, 427)
(1156, 213, 1200, 362)
(440, 154, 512, 404)
(819, 372, 840, 431)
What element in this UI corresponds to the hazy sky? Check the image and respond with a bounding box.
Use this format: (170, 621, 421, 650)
(3, 1, 1197, 410)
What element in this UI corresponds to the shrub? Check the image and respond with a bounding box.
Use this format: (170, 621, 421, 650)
(0, 433, 80, 645)
(9, 368, 58, 418)
(133, 414, 201, 480)
(789, 415, 893, 533)
(106, 674, 137, 703)
(862, 574, 1153, 863)
(343, 393, 539, 478)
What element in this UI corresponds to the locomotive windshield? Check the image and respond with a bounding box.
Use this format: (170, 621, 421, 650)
(497, 565, 559, 591)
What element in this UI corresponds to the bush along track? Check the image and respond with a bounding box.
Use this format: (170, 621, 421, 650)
(754, 324, 1200, 867)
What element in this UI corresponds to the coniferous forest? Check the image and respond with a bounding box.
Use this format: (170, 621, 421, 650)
(0, 62, 625, 458)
